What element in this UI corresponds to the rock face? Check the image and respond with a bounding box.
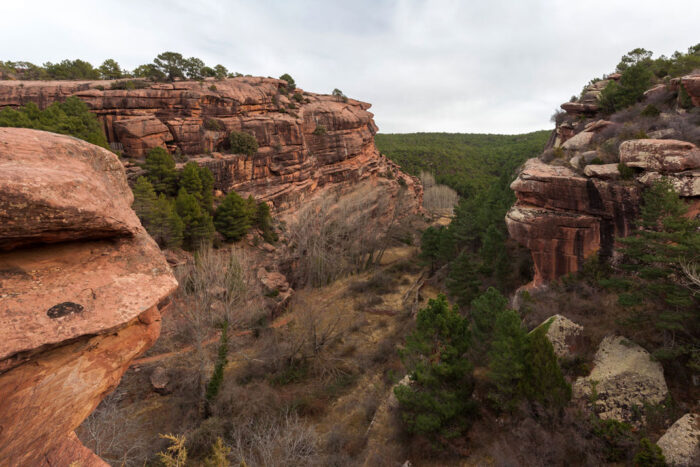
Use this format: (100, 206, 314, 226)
(506, 159, 640, 284)
(0, 128, 141, 250)
(0, 78, 421, 211)
(572, 336, 668, 423)
(657, 413, 700, 466)
(0, 129, 178, 465)
(535, 315, 584, 358)
(620, 139, 700, 173)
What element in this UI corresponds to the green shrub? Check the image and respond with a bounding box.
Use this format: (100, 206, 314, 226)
(590, 157, 604, 165)
(254, 201, 278, 243)
(292, 92, 304, 103)
(279, 73, 296, 89)
(634, 438, 667, 466)
(592, 418, 634, 462)
(313, 125, 327, 135)
(641, 104, 661, 117)
(618, 162, 635, 180)
(228, 131, 258, 155)
(203, 118, 223, 131)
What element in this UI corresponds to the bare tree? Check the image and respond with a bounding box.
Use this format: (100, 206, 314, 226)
(173, 245, 262, 410)
(287, 182, 416, 287)
(680, 257, 700, 293)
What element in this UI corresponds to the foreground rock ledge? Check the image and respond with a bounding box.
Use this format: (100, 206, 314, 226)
(0, 128, 177, 466)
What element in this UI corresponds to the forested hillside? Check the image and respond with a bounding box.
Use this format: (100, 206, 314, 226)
(375, 131, 550, 196)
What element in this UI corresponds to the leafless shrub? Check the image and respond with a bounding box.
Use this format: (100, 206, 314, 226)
(423, 184, 458, 212)
(78, 391, 150, 466)
(288, 183, 414, 287)
(171, 245, 262, 408)
(550, 109, 567, 125)
(418, 170, 435, 189)
(229, 412, 319, 467)
(680, 258, 700, 292)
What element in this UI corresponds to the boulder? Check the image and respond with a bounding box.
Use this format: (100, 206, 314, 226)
(657, 413, 700, 466)
(0, 128, 141, 250)
(584, 163, 620, 180)
(535, 315, 584, 358)
(619, 139, 700, 173)
(561, 131, 594, 150)
(0, 128, 178, 465)
(584, 120, 613, 132)
(113, 116, 170, 157)
(680, 74, 700, 107)
(257, 267, 290, 292)
(647, 128, 679, 140)
(572, 336, 668, 423)
(150, 366, 171, 394)
(580, 150, 600, 165)
(561, 102, 599, 115)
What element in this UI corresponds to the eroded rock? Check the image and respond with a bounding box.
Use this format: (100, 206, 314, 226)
(535, 315, 584, 358)
(0, 128, 141, 250)
(657, 413, 700, 466)
(0, 128, 177, 465)
(572, 336, 668, 423)
(620, 139, 700, 173)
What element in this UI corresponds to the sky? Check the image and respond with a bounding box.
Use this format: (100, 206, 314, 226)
(2, 0, 699, 134)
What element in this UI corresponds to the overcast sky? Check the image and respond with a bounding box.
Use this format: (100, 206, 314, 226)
(2, 0, 699, 133)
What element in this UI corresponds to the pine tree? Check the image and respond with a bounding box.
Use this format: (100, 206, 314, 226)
(180, 162, 203, 200)
(143, 147, 178, 195)
(149, 194, 184, 249)
(132, 176, 157, 230)
(394, 295, 476, 445)
(199, 166, 215, 212)
(523, 327, 571, 408)
(446, 251, 482, 307)
(487, 308, 529, 412)
(214, 191, 251, 241)
(175, 188, 215, 250)
(469, 287, 509, 353)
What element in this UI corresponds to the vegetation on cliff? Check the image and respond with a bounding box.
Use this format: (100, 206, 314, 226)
(0, 97, 108, 147)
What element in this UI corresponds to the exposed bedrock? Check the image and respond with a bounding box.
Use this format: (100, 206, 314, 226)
(0, 78, 421, 210)
(0, 128, 177, 465)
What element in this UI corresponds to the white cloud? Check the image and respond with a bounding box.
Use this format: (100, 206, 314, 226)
(2, 0, 698, 133)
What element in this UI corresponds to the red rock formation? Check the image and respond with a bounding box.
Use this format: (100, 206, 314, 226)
(680, 74, 700, 107)
(506, 159, 640, 284)
(0, 78, 420, 210)
(0, 129, 177, 465)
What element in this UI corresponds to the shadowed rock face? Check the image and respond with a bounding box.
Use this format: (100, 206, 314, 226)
(0, 129, 177, 466)
(0, 77, 417, 210)
(506, 159, 640, 285)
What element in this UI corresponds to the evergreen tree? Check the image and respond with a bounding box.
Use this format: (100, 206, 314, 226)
(523, 327, 571, 408)
(199, 166, 215, 212)
(469, 287, 509, 353)
(175, 188, 215, 250)
(487, 308, 529, 412)
(214, 191, 251, 241)
(180, 162, 203, 201)
(394, 295, 476, 445)
(149, 194, 184, 249)
(633, 438, 667, 467)
(420, 226, 453, 271)
(132, 176, 158, 230)
(446, 251, 482, 307)
(255, 201, 278, 243)
(619, 180, 699, 364)
(143, 147, 178, 196)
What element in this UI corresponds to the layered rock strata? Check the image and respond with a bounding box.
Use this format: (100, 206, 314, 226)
(0, 128, 177, 465)
(507, 73, 700, 284)
(0, 78, 421, 210)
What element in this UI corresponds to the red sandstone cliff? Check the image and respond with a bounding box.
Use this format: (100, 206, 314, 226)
(0, 78, 421, 210)
(506, 73, 700, 285)
(0, 128, 178, 466)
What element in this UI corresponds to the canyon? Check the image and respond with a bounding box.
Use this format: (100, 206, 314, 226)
(0, 77, 421, 211)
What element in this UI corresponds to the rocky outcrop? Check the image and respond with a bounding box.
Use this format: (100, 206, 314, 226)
(680, 74, 700, 107)
(620, 139, 700, 173)
(572, 336, 668, 423)
(0, 128, 177, 465)
(535, 315, 584, 358)
(0, 128, 141, 250)
(0, 78, 421, 211)
(657, 413, 700, 466)
(506, 159, 640, 284)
